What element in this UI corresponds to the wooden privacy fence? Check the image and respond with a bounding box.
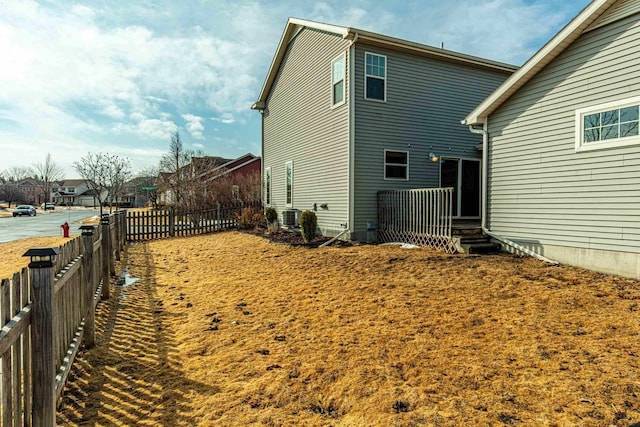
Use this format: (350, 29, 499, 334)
(0, 211, 126, 426)
(126, 201, 262, 242)
(377, 188, 456, 253)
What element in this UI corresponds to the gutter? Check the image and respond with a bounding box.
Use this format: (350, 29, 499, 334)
(466, 123, 558, 265)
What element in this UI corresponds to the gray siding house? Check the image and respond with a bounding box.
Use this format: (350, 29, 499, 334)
(253, 18, 515, 241)
(464, 0, 640, 279)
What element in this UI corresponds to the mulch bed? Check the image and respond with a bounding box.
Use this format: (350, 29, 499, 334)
(241, 227, 350, 247)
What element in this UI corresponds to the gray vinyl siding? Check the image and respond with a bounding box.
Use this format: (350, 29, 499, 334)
(587, 0, 640, 31)
(352, 43, 511, 239)
(487, 13, 640, 254)
(263, 28, 351, 235)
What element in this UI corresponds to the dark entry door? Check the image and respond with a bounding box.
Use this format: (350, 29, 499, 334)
(440, 158, 480, 218)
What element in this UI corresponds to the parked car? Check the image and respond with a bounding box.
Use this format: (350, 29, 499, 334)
(13, 205, 36, 217)
(41, 203, 55, 210)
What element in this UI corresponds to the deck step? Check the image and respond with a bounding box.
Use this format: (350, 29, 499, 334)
(452, 230, 502, 255)
(462, 242, 502, 254)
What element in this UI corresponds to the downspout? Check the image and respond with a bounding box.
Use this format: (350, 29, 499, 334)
(345, 31, 358, 237)
(467, 123, 558, 264)
(260, 109, 265, 207)
(319, 228, 351, 247)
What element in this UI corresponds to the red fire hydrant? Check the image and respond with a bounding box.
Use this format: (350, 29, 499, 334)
(61, 222, 70, 238)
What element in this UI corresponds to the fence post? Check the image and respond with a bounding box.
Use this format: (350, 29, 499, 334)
(216, 202, 221, 231)
(80, 226, 96, 348)
(113, 212, 121, 262)
(101, 214, 111, 300)
(169, 207, 175, 237)
(24, 247, 59, 427)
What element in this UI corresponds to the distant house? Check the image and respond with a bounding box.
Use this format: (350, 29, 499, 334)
(157, 154, 261, 206)
(201, 154, 261, 203)
(252, 18, 516, 240)
(463, 0, 640, 278)
(52, 179, 107, 207)
(118, 176, 157, 208)
(14, 178, 46, 205)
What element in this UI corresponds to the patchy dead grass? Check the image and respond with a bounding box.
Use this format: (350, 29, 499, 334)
(57, 232, 640, 426)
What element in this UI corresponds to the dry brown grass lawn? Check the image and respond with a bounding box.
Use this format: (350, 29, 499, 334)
(1, 236, 72, 279)
(56, 232, 640, 426)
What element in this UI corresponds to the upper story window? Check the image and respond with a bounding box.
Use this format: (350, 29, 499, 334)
(365, 52, 386, 102)
(576, 97, 640, 152)
(384, 150, 408, 180)
(331, 54, 345, 107)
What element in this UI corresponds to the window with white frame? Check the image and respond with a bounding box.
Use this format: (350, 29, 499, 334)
(331, 54, 345, 107)
(264, 167, 272, 206)
(285, 161, 293, 206)
(231, 185, 240, 201)
(365, 52, 386, 101)
(384, 150, 408, 180)
(576, 98, 640, 151)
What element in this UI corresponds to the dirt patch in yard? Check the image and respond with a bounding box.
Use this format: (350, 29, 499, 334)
(57, 232, 640, 426)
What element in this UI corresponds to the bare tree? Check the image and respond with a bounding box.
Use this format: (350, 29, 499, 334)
(160, 132, 191, 206)
(74, 152, 131, 216)
(158, 131, 209, 209)
(1, 166, 34, 183)
(107, 156, 132, 213)
(204, 170, 261, 205)
(33, 153, 64, 203)
(135, 166, 159, 208)
(33, 153, 64, 202)
(0, 183, 26, 207)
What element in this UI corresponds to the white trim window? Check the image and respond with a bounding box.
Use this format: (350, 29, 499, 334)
(231, 185, 240, 201)
(285, 161, 293, 207)
(365, 52, 386, 102)
(576, 97, 640, 151)
(331, 53, 345, 107)
(384, 150, 408, 180)
(264, 167, 272, 206)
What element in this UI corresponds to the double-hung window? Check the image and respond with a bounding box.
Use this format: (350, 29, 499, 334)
(331, 54, 345, 107)
(264, 167, 271, 206)
(285, 161, 293, 207)
(576, 98, 640, 151)
(365, 52, 386, 101)
(384, 150, 408, 180)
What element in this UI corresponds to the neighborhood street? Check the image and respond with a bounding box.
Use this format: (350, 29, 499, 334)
(0, 209, 99, 243)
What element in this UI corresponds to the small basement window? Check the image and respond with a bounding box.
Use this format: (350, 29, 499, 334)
(365, 52, 386, 102)
(576, 98, 640, 151)
(384, 150, 408, 180)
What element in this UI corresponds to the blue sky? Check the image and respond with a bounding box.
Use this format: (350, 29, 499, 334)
(0, 0, 591, 177)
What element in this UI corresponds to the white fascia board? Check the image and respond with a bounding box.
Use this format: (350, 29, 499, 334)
(463, 0, 616, 126)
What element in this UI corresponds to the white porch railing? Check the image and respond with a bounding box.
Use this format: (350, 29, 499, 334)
(377, 188, 456, 253)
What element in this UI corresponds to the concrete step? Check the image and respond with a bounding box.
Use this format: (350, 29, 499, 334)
(462, 242, 502, 254)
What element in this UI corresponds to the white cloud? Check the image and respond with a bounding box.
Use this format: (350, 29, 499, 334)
(211, 113, 235, 124)
(0, 0, 588, 175)
(182, 114, 205, 139)
(136, 119, 178, 140)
